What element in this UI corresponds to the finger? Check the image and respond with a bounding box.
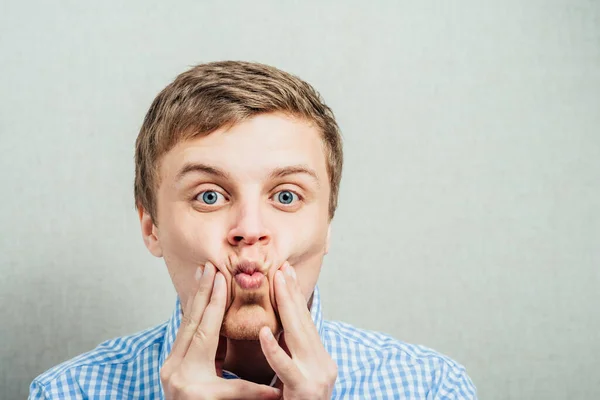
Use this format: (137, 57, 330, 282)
(282, 262, 309, 311)
(283, 263, 320, 341)
(259, 326, 301, 389)
(187, 262, 217, 326)
(181, 265, 205, 317)
(185, 272, 227, 366)
(274, 271, 308, 355)
(169, 262, 216, 362)
(216, 379, 282, 400)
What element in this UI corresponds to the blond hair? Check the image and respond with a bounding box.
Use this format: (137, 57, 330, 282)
(134, 61, 343, 222)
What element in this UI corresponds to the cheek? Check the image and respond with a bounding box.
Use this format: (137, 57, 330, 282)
(159, 213, 229, 310)
(272, 220, 328, 301)
(281, 220, 328, 265)
(160, 212, 227, 266)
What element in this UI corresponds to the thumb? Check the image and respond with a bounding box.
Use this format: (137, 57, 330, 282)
(218, 379, 282, 400)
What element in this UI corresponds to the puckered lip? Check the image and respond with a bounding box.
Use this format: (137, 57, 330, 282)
(233, 260, 266, 276)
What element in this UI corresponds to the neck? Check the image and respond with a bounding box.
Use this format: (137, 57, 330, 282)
(223, 338, 276, 385)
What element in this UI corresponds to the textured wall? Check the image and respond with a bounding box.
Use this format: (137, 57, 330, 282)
(1, 1, 599, 399)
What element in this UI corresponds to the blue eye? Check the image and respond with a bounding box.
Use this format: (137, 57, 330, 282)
(276, 190, 298, 205)
(198, 190, 222, 205)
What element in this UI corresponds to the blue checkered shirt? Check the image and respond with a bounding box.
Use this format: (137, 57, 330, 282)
(29, 287, 477, 399)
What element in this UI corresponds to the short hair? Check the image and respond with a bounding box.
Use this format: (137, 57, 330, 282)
(134, 61, 343, 223)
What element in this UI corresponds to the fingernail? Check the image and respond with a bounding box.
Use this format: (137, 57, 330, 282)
(195, 267, 203, 281)
(264, 327, 275, 341)
(276, 270, 286, 284)
(285, 265, 296, 281)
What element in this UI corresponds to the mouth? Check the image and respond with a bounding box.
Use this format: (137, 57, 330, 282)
(233, 260, 267, 290)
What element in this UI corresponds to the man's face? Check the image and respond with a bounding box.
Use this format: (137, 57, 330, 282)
(141, 112, 331, 340)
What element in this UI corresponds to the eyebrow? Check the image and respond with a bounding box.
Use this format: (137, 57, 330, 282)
(269, 165, 320, 187)
(175, 163, 320, 187)
(175, 163, 231, 182)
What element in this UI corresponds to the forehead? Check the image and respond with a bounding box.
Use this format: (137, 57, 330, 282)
(160, 113, 328, 183)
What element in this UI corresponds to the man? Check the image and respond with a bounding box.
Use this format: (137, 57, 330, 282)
(29, 61, 477, 399)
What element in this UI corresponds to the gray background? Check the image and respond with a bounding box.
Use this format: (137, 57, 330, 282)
(1, 1, 599, 399)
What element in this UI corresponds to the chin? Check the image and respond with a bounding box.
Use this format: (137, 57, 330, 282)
(221, 304, 281, 341)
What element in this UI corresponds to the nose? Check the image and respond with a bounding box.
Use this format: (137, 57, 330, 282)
(227, 201, 271, 247)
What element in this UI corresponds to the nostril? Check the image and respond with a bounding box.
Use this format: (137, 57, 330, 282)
(230, 234, 269, 245)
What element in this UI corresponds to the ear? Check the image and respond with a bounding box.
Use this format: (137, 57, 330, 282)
(138, 206, 163, 258)
(324, 224, 331, 255)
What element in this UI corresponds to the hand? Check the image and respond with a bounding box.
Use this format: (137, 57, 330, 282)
(160, 262, 282, 400)
(259, 262, 338, 400)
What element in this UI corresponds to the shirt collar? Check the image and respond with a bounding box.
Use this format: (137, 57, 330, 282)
(158, 285, 324, 372)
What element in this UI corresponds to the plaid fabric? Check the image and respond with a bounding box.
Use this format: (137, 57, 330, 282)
(29, 287, 477, 399)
